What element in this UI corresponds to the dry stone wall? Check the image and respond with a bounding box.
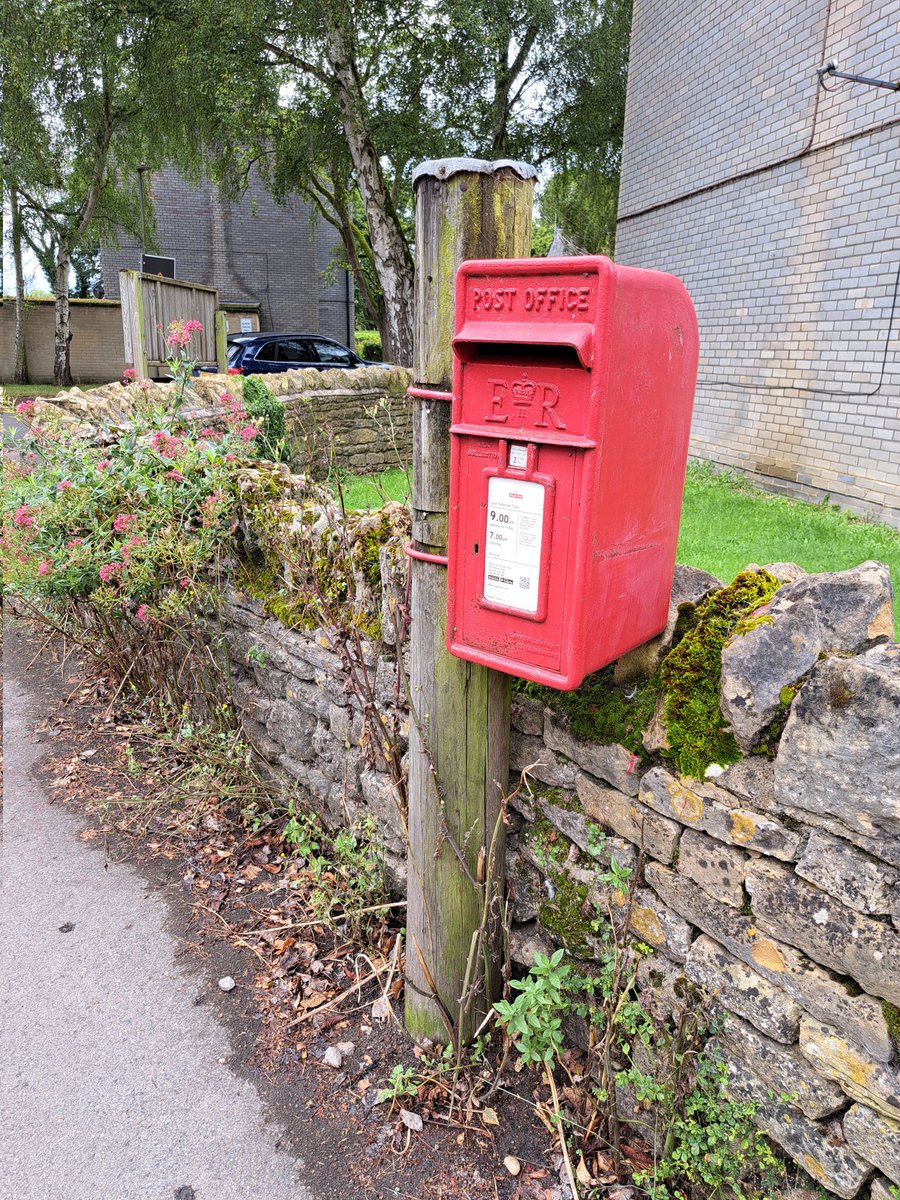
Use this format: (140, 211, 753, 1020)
(24, 365, 413, 477)
(220, 547, 900, 1199)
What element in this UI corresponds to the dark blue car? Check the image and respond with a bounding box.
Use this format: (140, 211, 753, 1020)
(226, 333, 387, 374)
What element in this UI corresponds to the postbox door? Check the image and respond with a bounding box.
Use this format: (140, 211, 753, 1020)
(449, 437, 582, 676)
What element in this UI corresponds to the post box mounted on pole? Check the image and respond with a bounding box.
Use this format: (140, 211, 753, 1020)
(447, 256, 699, 690)
(405, 159, 699, 1048)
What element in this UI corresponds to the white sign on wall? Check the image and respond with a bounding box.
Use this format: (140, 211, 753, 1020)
(239, 316, 253, 333)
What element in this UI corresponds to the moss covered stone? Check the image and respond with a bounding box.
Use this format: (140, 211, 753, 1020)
(517, 664, 660, 757)
(660, 569, 781, 778)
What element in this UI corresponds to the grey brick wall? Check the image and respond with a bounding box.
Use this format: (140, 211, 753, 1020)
(101, 166, 354, 344)
(617, 0, 900, 527)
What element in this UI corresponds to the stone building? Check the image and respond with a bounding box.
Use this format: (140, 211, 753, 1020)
(101, 166, 354, 344)
(616, 0, 900, 527)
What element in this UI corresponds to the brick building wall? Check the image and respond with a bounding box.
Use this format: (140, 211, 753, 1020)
(616, 0, 900, 527)
(101, 166, 354, 345)
(0, 299, 124, 384)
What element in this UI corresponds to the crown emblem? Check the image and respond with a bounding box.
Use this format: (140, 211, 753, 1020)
(511, 378, 536, 402)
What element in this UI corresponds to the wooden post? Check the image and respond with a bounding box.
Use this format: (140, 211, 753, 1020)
(215, 310, 228, 373)
(405, 158, 537, 1044)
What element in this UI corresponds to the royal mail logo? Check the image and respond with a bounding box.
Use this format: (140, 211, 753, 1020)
(485, 374, 566, 429)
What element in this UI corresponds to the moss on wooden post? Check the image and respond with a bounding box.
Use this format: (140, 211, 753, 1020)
(405, 159, 536, 1044)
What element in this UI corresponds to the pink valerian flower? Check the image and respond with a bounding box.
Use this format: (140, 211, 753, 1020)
(66, 538, 83, 549)
(179, 577, 191, 589)
(136, 604, 151, 623)
(13, 505, 34, 528)
(164, 318, 203, 351)
(198, 426, 219, 438)
(37, 559, 51, 576)
(96, 458, 112, 472)
(122, 368, 137, 383)
(15, 399, 35, 417)
(113, 513, 138, 534)
(149, 430, 185, 458)
(57, 479, 73, 492)
(99, 562, 125, 583)
(165, 468, 185, 483)
(225, 453, 237, 462)
(240, 424, 259, 441)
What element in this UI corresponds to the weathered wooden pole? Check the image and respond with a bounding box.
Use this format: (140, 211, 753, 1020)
(405, 158, 537, 1043)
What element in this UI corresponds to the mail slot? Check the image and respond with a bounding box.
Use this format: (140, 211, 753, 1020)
(445, 255, 699, 690)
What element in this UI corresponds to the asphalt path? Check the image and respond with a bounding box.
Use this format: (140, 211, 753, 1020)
(0, 624, 313, 1200)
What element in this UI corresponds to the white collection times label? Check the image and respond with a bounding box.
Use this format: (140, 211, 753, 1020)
(483, 477, 545, 615)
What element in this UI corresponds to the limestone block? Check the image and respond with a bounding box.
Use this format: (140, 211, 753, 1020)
(718, 755, 779, 812)
(576, 772, 681, 864)
(719, 1012, 847, 1118)
(229, 675, 273, 726)
(283, 679, 334, 720)
(678, 828, 749, 908)
(510, 732, 578, 789)
(507, 848, 542, 924)
(538, 796, 636, 874)
(639, 766, 803, 860)
(624, 887, 693, 962)
(612, 564, 723, 684)
(725, 1062, 873, 1198)
(359, 769, 405, 854)
(645, 864, 893, 1062)
(796, 833, 898, 918)
(871, 1175, 900, 1200)
(685, 934, 802, 1042)
(545, 713, 642, 796)
(720, 561, 893, 751)
(843, 1104, 900, 1186)
(267, 699, 317, 756)
(510, 695, 545, 737)
(745, 860, 900, 1006)
(774, 644, 900, 841)
(634, 955, 692, 1023)
(799, 1017, 900, 1123)
(509, 922, 555, 967)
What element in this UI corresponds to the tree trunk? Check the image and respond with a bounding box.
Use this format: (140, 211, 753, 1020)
(322, 19, 414, 366)
(53, 240, 73, 386)
(11, 187, 29, 385)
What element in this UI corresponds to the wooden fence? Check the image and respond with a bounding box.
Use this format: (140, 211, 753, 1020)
(119, 271, 227, 377)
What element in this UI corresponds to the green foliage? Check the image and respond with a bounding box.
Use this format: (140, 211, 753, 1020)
(354, 333, 383, 361)
(0, 407, 255, 615)
(539, 168, 620, 256)
(518, 664, 659, 757)
(493, 949, 571, 1065)
(677, 460, 900, 635)
(376, 1063, 420, 1104)
(661, 569, 781, 777)
(242, 376, 286, 461)
(631, 1054, 779, 1200)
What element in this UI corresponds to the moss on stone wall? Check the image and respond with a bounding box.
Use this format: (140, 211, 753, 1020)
(660, 569, 781, 778)
(517, 665, 660, 756)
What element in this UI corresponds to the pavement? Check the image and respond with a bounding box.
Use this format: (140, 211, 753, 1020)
(0, 622, 314, 1200)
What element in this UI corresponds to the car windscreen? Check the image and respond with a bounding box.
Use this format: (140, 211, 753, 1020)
(313, 339, 355, 366)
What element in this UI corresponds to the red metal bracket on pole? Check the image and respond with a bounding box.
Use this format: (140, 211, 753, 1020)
(407, 386, 453, 403)
(404, 541, 449, 567)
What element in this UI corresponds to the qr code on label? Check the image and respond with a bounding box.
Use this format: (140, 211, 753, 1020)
(519, 576, 531, 590)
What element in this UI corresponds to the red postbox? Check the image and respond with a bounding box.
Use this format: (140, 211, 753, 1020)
(445, 255, 699, 690)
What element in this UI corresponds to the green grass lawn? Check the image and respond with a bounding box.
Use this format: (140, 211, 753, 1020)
(338, 461, 900, 631)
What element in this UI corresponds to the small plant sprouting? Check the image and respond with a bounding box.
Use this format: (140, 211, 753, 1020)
(376, 1063, 420, 1105)
(493, 948, 571, 1065)
(247, 645, 269, 667)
